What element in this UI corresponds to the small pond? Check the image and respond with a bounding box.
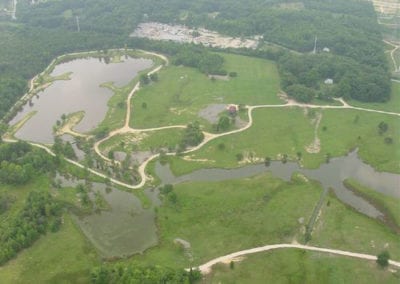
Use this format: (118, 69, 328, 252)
(10, 56, 153, 144)
(155, 150, 400, 220)
(57, 175, 159, 258)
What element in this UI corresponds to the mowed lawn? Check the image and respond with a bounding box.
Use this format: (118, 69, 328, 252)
(130, 53, 281, 129)
(129, 173, 322, 268)
(207, 249, 399, 284)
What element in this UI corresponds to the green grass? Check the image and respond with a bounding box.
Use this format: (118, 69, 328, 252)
(319, 109, 400, 173)
(207, 249, 400, 283)
(166, 107, 399, 176)
(130, 53, 281, 129)
(344, 178, 400, 229)
(0, 214, 98, 284)
(168, 107, 315, 175)
(311, 191, 400, 261)
(348, 81, 400, 112)
(129, 173, 322, 268)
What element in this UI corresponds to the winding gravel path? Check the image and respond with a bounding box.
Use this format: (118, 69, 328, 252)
(4, 50, 400, 190)
(195, 243, 400, 274)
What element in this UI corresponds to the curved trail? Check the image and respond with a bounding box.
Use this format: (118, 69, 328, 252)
(194, 243, 400, 274)
(384, 40, 400, 72)
(4, 50, 400, 190)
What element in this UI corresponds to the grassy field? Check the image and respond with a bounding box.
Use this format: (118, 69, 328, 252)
(166, 106, 399, 176)
(319, 109, 400, 173)
(129, 53, 281, 129)
(0, 214, 98, 284)
(311, 190, 400, 261)
(207, 249, 400, 283)
(129, 173, 322, 268)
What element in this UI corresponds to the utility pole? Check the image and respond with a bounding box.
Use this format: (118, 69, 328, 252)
(313, 35, 317, 54)
(76, 16, 80, 32)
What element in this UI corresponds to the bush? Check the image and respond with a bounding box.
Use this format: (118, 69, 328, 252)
(376, 251, 390, 268)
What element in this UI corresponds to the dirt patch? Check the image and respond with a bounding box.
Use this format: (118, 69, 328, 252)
(131, 151, 154, 165)
(198, 104, 227, 124)
(305, 112, 322, 154)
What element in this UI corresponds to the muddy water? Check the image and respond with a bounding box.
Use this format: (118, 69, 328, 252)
(57, 175, 159, 258)
(155, 150, 400, 219)
(10, 57, 153, 144)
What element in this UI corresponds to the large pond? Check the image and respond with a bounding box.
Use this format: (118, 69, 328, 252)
(155, 150, 400, 220)
(57, 176, 160, 258)
(10, 56, 153, 144)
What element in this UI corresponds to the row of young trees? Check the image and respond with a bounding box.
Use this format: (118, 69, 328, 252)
(91, 263, 201, 284)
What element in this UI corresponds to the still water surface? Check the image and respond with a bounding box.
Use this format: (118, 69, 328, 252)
(10, 57, 153, 143)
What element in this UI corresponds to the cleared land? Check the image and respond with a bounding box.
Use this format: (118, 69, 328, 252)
(130, 53, 281, 129)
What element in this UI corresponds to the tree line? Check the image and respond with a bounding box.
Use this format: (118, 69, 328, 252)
(0, 191, 61, 265)
(91, 263, 201, 284)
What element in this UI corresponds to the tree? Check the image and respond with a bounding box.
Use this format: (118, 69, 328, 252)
(217, 115, 230, 132)
(149, 73, 158, 82)
(378, 121, 388, 135)
(264, 156, 271, 167)
(140, 74, 150, 85)
(376, 251, 390, 268)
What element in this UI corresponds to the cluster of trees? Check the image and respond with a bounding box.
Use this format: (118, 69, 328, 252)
(91, 263, 201, 284)
(278, 52, 391, 103)
(0, 141, 55, 184)
(172, 46, 225, 75)
(179, 122, 204, 152)
(0, 191, 61, 265)
(53, 137, 77, 160)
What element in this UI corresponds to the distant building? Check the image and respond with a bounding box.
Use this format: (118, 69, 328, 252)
(324, 78, 333, 84)
(227, 104, 239, 115)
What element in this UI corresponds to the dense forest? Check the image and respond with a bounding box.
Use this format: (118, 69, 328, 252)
(0, 0, 391, 121)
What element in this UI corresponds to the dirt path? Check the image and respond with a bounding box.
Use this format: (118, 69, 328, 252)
(195, 243, 400, 274)
(4, 50, 400, 190)
(383, 40, 400, 72)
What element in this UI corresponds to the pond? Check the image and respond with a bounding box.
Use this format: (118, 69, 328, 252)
(155, 150, 400, 220)
(57, 175, 160, 258)
(10, 56, 153, 144)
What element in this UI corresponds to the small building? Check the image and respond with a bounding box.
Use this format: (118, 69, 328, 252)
(324, 78, 333, 85)
(323, 47, 330, 52)
(227, 104, 239, 115)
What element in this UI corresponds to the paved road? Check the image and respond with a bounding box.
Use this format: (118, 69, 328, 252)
(195, 243, 400, 274)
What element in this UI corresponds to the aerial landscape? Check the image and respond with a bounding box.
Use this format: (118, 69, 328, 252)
(0, 0, 399, 283)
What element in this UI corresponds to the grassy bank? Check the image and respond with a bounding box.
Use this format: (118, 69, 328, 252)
(310, 190, 400, 261)
(344, 178, 400, 230)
